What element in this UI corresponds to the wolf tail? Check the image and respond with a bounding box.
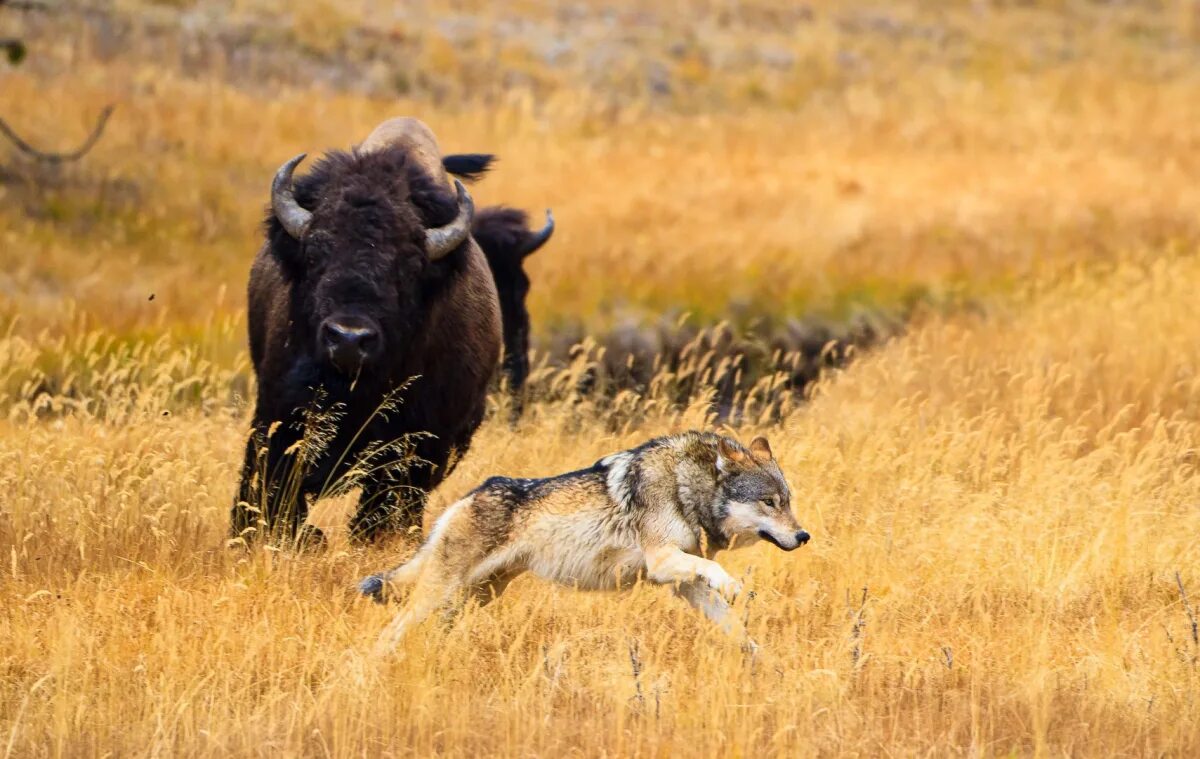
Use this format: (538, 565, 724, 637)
(358, 574, 388, 601)
(357, 495, 474, 602)
(358, 559, 425, 603)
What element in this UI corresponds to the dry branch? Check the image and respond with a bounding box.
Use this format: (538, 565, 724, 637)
(1176, 571, 1199, 649)
(0, 105, 115, 163)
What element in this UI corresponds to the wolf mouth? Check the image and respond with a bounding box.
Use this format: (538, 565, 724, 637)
(758, 529, 799, 551)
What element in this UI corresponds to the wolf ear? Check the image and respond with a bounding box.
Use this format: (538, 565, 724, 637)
(716, 437, 748, 474)
(749, 436, 773, 463)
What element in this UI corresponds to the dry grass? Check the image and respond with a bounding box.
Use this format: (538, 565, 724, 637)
(3, 1, 1200, 756)
(4, 255, 1200, 756)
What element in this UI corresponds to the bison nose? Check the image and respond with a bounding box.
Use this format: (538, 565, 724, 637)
(320, 319, 380, 370)
(795, 530, 811, 546)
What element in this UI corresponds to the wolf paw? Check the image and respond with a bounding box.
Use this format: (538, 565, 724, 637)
(358, 575, 386, 603)
(705, 572, 743, 602)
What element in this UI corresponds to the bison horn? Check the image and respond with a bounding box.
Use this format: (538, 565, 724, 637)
(271, 153, 313, 239)
(522, 209, 555, 257)
(425, 179, 475, 261)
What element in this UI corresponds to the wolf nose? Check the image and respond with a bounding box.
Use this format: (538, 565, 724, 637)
(795, 530, 811, 546)
(320, 319, 380, 370)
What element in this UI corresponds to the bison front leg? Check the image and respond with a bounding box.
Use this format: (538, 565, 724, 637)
(230, 423, 317, 546)
(501, 321, 530, 406)
(348, 473, 426, 543)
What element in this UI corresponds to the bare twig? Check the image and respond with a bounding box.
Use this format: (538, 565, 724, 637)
(1162, 623, 1189, 665)
(628, 640, 644, 707)
(0, 105, 115, 163)
(1175, 571, 1198, 648)
(849, 586, 868, 667)
(941, 646, 953, 670)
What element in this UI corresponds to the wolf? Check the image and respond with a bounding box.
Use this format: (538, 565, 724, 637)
(359, 431, 810, 654)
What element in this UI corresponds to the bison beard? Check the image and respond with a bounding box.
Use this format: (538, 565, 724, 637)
(231, 139, 502, 546)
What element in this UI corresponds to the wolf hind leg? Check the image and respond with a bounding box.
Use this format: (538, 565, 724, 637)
(371, 560, 522, 654)
(359, 495, 479, 602)
(434, 565, 525, 631)
(432, 566, 525, 629)
(372, 565, 466, 657)
(467, 567, 523, 607)
(369, 499, 494, 656)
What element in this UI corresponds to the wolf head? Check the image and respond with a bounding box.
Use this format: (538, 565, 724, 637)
(715, 436, 810, 551)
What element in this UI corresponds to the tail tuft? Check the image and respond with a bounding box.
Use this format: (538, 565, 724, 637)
(358, 575, 386, 602)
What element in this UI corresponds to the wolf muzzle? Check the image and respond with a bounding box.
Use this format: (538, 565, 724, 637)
(758, 529, 811, 551)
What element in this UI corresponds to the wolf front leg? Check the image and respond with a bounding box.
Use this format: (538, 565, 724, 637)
(369, 497, 494, 656)
(672, 581, 756, 651)
(645, 545, 757, 650)
(643, 544, 744, 601)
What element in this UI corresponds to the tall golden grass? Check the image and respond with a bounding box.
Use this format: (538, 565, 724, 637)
(3, 254, 1199, 755)
(3, 1, 1200, 755)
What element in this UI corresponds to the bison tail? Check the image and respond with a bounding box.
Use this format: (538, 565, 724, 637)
(442, 153, 496, 182)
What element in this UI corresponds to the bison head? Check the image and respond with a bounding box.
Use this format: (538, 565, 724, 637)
(266, 147, 474, 378)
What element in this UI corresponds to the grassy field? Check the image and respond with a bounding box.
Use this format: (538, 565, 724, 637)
(3, 1, 1200, 755)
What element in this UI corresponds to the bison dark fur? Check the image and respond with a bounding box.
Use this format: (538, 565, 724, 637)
(232, 141, 502, 546)
(471, 206, 554, 397)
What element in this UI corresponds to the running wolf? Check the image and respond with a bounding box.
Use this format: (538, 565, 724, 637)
(359, 431, 811, 654)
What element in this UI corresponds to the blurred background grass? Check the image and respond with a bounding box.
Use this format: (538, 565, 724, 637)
(4, 1, 1200, 359)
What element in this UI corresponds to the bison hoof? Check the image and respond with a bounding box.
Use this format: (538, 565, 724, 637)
(359, 575, 386, 603)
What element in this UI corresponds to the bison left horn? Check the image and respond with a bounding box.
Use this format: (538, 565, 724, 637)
(425, 179, 475, 261)
(271, 153, 313, 239)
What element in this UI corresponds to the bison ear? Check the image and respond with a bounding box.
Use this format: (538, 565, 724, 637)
(716, 437, 748, 474)
(749, 436, 774, 463)
(442, 153, 495, 182)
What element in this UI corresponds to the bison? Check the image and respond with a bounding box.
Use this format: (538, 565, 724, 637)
(435, 155, 556, 397)
(471, 206, 554, 397)
(231, 118, 504, 546)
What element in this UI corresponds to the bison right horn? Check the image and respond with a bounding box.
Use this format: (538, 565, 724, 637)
(425, 179, 475, 261)
(271, 153, 313, 239)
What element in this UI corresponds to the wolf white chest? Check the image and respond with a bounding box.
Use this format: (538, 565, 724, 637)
(520, 507, 702, 591)
(525, 540, 647, 591)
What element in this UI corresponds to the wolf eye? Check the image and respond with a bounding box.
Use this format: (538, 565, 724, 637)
(761, 496, 779, 509)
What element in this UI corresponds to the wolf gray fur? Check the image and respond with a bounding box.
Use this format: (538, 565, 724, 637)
(360, 430, 810, 654)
